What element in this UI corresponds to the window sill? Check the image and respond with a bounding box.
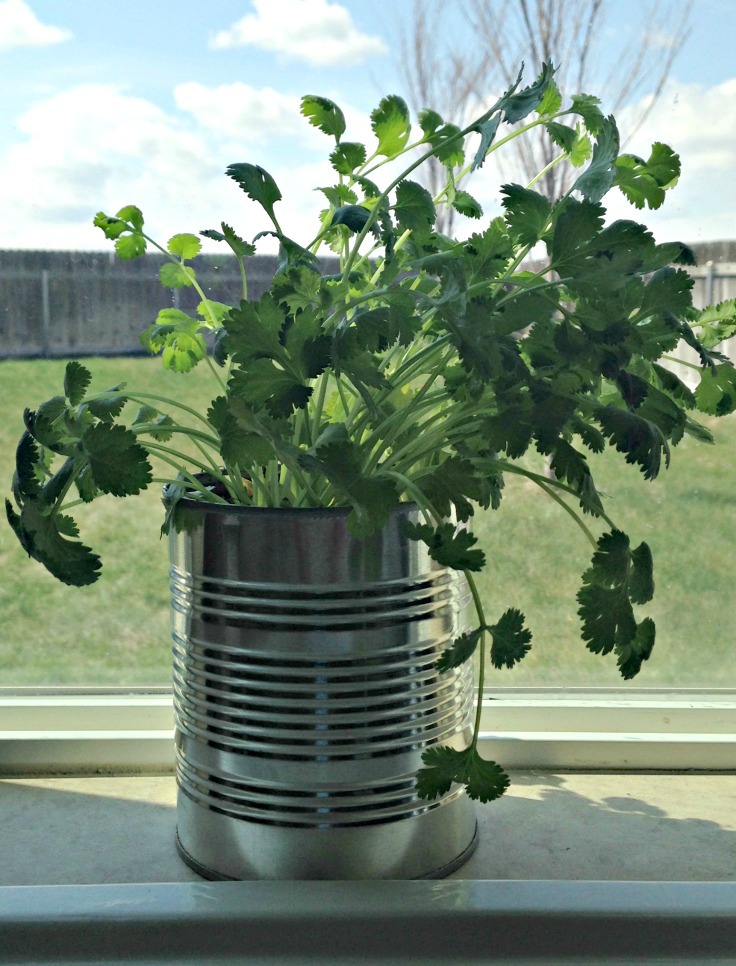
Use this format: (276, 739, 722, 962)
(2, 771, 736, 964)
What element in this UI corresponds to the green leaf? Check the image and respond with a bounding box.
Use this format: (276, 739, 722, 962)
(595, 405, 669, 480)
(64, 361, 91, 406)
(370, 94, 410, 158)
(140, 308, 208, 373)
(503, 62, 555, 124)
(201, 223, 256, 258)
(301, 95, 346, 139)
(404, 521, 485, 572)
(470, 114, 501, 171)
(573, 116, 620, 203)
(6, 497, 102, 586)
(617, 617, 656, 679)
(695, 363, 736, 416)
(299, 427, 399, 536)
(536, 79, 563, 117)
(394, 179, 435, 237)
(207, 396, 273, 467)
(330, 205, 371, 233)
(436, 627, 484, 672)
(547, 439, 604, 516)
(160, 262, 196, 289)
(329, 141, 367, 175)
(115, 233, 147, 260)
(576, 529, 655, 673)
(132, 405, 175, 441)
(502, 184, 552, 246)
(226, 163, 282, 221)
(115, 205, 144, 231)
(12, 431, 42, 500)
(489, 608, 532, 669)
(452, 190, 483, 219)
(416, 745, 510, 803)
(570, 93, 605, 134)
(82, 423, 152, 496)
(167, 233, 201, 259)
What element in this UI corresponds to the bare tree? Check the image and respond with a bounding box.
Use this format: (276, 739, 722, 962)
(397, 0, 692, 227)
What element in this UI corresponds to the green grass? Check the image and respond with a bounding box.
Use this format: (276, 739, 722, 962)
(2, 357, 735, 688)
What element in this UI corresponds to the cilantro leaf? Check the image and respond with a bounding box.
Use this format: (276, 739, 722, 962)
(695, 362, 736, 416)
(201, 223, 256, 258)
(64, 361, 91, 406)
(226, 163, 282, 222)
(371, 94, 410, 158)
(82, 423, 152, 496)
(452, 190, 483, 219)
(436, 627, 484, 672)
(576, 529, 655, 673)
(502, 184, 552, 246)
(6, 498, 101, 587)
(489, 608, 532, 669)
(301, 95, 346, 139)
(573, 116, 620, 203)
(167, 233, 201, 259)
(394, 179, 435, 238)
(416, 746, 510, 803)
(329, 141, 367, 175)
(330, 205, 371, 233)
(404, 521, 485, 572)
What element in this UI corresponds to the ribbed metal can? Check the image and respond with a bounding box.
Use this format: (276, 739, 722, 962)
(169, 499, 477, 879)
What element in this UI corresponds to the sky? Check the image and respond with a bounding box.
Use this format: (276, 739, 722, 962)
(0, 0, 734, 253)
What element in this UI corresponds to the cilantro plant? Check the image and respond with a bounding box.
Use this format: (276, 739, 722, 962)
(8, 65, 736, 804)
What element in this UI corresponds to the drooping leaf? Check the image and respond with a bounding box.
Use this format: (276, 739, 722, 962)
(416, 745, 510, 803)
(576, 529, 655, 674)
(470, 114, 501, 171)
(6, 498, 101, 586)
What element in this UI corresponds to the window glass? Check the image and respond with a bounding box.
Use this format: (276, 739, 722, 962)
(1, 2, 734, 688)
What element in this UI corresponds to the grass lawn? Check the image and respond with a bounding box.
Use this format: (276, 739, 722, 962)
(1, 356, 735, 688)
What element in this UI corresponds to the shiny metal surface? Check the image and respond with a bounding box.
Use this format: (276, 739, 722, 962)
(169, 501, 477, 879)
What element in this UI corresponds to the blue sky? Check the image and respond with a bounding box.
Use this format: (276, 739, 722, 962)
(1, 0, 734, 251)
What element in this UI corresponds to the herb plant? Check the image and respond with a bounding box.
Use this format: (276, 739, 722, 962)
(7, 65, 736, 804)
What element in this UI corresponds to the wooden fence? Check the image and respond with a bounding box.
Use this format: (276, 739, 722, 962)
(1, 247, 734, 361)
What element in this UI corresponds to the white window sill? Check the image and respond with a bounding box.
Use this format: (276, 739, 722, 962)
(2, 770, 736, 964)
(2, 690, 736, 963)
(2, 688, 735, 774)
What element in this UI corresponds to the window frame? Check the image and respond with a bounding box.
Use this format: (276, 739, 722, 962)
(2, 687, 734, 776)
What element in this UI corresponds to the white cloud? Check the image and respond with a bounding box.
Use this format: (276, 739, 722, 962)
(606, 78, 736, 244)
(0, 0, 71, 50)
(0, 85, 222, 249)
(209, 0, 387, 67)
(174, 82, 304, 142)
